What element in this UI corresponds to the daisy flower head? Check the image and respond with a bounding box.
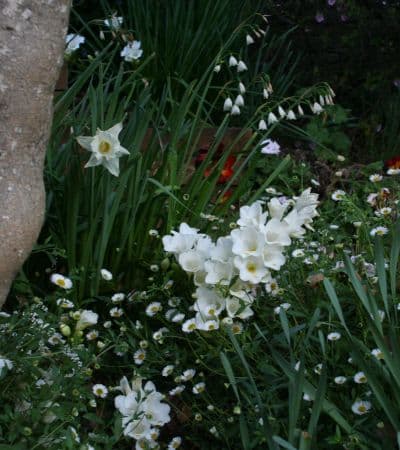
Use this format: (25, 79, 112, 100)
(192, 382, 206, 394)
(77, 124, 129, 177)
(354, 371, 367, 384)
(92, 383, 108, 398)
(182, 318, 197, 333)
(145, 302, 162, 317)
(334, 376, 346, 385)
(331, 190, 346, 201)
(327, 332, 341, 341)
(369, 174, 383, 183)
(133, 349, 146, 365)
(182, 369, 196, 381)
(169, 385, 185, 396)
(110, 307, 124, 318)
(351, 400, 371, 415)
(371, 348, 384, 360)
(168, 436, 182, 449)
(50, 273, 73, 290)
(370, 226, 389, 237)
(100, 268, 113, 280)
(56, 298, 74, 308)
(111, 293, 125, 303)
(162, 365, 175, 377)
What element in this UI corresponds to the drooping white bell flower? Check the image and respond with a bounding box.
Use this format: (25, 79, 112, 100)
(237, 60, 248, 72)
(104, 16, 123, 29)
(229, 55, 238, 67)
(65, 34, 85, 56)
(223, 97, 233, 111)
(278, 106, 286, 118)
(258, 119, 267, 130)
(231, 105, 241, 115)
(267, 112, 278, 125)
(235, 94, 245, 107)
(239, 82, 246, 94)
(77, 123, 129, 177)
(287, 110, 296, 120)
(246, 34, 255, 45)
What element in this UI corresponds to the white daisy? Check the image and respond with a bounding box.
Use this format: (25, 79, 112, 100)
(92, 383, 108, 398)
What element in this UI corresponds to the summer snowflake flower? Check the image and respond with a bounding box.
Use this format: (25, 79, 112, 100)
(134, 349, 146, 365)
(93, 384, 108, 398)
(65, 34, 85, 56)
(352, 400, 372, 415)
(121, 40, 143, 61)
(50, 273, 72, 289)
(354, 371, 367, 384)
(77, 124, 129, 177)
(228, 55, 238, 67)
(268, 112, 278, 124)
(369, 174, 383, 182)
(327, 332, 341, 341)
(334, 376, 347, 385)
(370, 226, 388, 236)
(331, 190, 346, 201)
(260, 139, 281, 155)
(111, 293, 125, 303)
(237, 60, 248, 72)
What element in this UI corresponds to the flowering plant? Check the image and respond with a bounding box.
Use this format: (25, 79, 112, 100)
(162, 188, 319, 332)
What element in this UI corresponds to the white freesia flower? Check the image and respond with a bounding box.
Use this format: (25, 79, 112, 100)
(178, 250, 205, 273)
(231, 227, 265, 257)
(77, 123, 129, 176)
(234, 256, 269, 284)
(204, 260, 233, 285)
(76, 310, 98, 331)
(121, 40, 143, 61)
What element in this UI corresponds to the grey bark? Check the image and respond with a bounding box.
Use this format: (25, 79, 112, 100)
(0, 0, 71, 307)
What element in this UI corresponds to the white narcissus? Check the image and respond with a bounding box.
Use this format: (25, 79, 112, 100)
(77, 123, 130, 177)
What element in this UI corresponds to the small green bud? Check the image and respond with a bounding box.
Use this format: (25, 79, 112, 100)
(60, 324, 71, 337)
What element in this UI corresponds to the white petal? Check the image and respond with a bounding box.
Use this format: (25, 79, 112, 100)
(84, 153, 102, 168)
(103, 158, 120, 176)
(77, 135, 94, 151)
(107, 122, 123, 138)
(116, 145, 130, 156)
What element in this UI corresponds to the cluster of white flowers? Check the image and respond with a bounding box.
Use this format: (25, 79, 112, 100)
(162, 189, 318, 332)
(114, 376, 170, 448)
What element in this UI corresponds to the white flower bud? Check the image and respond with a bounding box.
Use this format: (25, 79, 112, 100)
(258, 119, 267, 130)
(237, 60, 248, 72)
(246, 34, 255, 45)
(239, 82, 246, 94)
(223, 97, 233, 111)
(231, 105, 241, 115)
(229, 55, 238, 67)
(235, 94, 244, 107)
(214, 64, 221, 73)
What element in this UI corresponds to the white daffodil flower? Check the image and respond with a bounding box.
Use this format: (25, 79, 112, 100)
(77, 123, 129, 177)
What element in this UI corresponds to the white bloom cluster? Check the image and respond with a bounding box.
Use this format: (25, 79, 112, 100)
(162, 188, 318, 331)
(114, 376, 170, 448)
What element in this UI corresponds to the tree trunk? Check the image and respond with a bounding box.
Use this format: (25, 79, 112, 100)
(0, 0, 71, 307)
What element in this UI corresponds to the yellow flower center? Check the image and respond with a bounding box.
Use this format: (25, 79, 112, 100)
(99, 140, 112, 154)
(188, 323, 196, 330)
(57, 279, 65, 287)
(358, 405, 366, 413)
(96, 389, 103, 395)
(246, 262, 257, 273)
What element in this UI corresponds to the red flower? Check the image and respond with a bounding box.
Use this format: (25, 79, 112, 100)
(385, 155, 400, 170)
